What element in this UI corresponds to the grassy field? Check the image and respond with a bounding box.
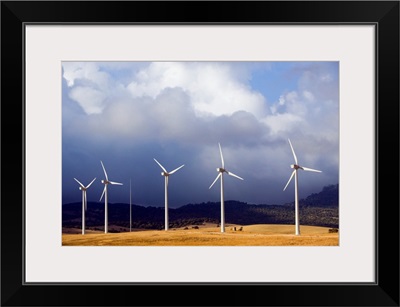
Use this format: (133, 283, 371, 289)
(62, 223, 339, 246)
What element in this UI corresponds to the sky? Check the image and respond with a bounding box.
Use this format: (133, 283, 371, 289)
(62, 61, 339, 208)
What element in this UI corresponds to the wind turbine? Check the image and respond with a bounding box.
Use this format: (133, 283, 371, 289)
(283, 138, 322, 236)
(99, 160, 123, 234)
(74, 177, 96, 235)
(154, 158, 184, 231)
(209, 143, 244, 233)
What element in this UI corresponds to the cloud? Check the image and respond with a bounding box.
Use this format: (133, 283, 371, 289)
(68, 86, 107, 114)
(127, 62, 268, 119)
(262, 113, 304, 135)
(303, 90, 315, 102)
(63, 62, 110, 88)
(62, 62, 122, 115)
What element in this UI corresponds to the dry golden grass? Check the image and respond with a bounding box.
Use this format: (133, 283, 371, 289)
(62, 224, 339, 246)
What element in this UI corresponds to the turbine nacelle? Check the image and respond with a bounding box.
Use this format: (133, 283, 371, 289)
(154, 158, 184, 177)
(291, 164, 302, 170)
(209, 143, 244, 189)
(74, 177, 96, 191)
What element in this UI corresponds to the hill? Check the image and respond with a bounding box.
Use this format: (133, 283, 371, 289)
(62, 184, 339, 232)
(302, 184, 339, 207)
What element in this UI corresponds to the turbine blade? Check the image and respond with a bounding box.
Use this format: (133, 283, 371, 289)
(226, 171, 244, 181)
(154, 158, 167, 173)
(100, 161, 109, 181)
(283, 170, 296, 191)
(209, 173, 222, 189)
(109, 181, 123, 185)
(169, 164, 184, 175)
(288, 139, 298, 165)
(74, 178, 85, 188)
(301, 166, 322, 173)
(218, 143, 225, 169)
(100, 186, 106, 201)
(86, 177, 96, 189)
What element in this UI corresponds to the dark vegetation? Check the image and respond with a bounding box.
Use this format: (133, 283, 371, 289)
(63, 184, 339, 232)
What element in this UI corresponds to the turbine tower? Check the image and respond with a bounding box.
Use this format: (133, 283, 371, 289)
(283, 138, 322, 236)
(74, 177, 96, 235)
(209, 143, 243, 233)
(154, 158, 184, 231)
(99, 160, 123, 234)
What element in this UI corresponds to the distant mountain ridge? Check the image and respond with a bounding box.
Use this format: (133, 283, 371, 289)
(301, 184, 339, 207)
(63, 184, 339, 231)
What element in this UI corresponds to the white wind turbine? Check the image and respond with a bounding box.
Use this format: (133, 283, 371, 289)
(209, 143, 244, 233)
(154, 158, 184, 231)
(99, 160, 123, 234)
(74, 177, 96, 235)
(283, 138, 322, 236)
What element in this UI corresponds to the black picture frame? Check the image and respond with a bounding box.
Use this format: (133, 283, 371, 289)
(1, 1, 399, 306)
